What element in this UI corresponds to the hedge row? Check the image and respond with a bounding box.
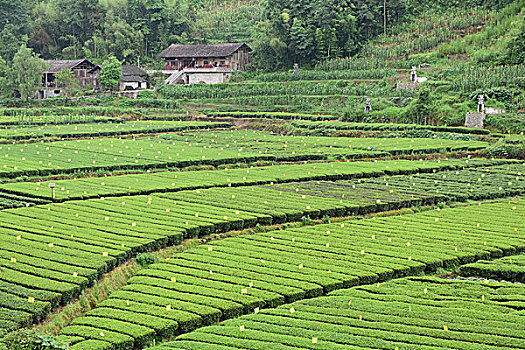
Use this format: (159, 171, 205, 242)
(0, 192, 49, 209)
(206, 111, 339, 121)
(152, 277, 525, 349)
(0, 130, 488, 178)
(0, 114, 117, 126)
(459, 254, 525, 282)
(291, 120, 491, 135)
(64, 201, 525, 349)
(0, 121, 232, 141)
(0, 158, 510, 202)
(357, 163, 525, 202)
(0, 195, 262, 334)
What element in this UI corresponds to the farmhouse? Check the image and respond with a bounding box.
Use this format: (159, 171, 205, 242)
(158, 42, 251, 71)
(158, 43, 251, 85)
(39, 59, 100, 98)
(119, 65, 149, 91)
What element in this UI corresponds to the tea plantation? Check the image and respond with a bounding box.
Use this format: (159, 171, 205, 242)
(1, 0, 525, 348)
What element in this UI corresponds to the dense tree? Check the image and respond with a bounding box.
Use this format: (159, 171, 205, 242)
(252, 0, 361, 69)
(6, 0, 506, 69)
(10, 45, 47, 101)
(0, 24, 26, 62)
(0, 56, 10, 97)
(0, 1, 29, 35)
(99, 56, 122, 90)
(504, 23, 525, 64)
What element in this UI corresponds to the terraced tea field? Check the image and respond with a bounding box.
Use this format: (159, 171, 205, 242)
(0, 130, 488, 178)
(0, 116, 523, 350)
(57, 200, 525, 349)
(154, 277, 525, 350)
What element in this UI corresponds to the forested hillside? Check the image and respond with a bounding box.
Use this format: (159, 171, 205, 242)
(0, 0, 517, 67)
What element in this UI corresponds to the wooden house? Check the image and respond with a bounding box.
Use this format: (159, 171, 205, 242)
(158, 43, 251, 71)
(39, 59, 100, 98)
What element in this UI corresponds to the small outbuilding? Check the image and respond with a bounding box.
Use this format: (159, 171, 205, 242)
(119, 65, 149, 91)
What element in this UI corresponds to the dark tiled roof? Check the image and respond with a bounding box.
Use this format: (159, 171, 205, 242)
(120, 75, 147, 83)
(44, 59, 98, 73)
(122, 65, 148, 77)
(158, 43, 250, 58)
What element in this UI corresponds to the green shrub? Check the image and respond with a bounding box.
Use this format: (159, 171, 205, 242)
(135, 253, 158, 267)
(0, 330, 67, 350)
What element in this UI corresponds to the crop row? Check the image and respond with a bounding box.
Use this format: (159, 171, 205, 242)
(251, 69, 395, 82)
(159, 81, 389, 100)
(444, 64, 525, 93)
(153, 276, 525, 350)
(60, 200, 525, 349)
(0, 114, 117, 127)
(3, 163, 521, 334)
(0, 130, 488, 178)
(0, 175, 454, 334)
(0, 121, 232, 141)
(164, 185, 437, 223)
(0, 158, 509, 201)
(357, 163, 525, 202)
(459, 254, 525, 282)
(0, 196, 263, 334)
(291, 121, 491, 135)
(0, 192, 49, 209)
(206, 111, 339, 121)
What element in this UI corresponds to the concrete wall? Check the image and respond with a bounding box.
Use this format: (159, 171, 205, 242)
(188, 72, 231, 84)
(120, 81, 147, 91)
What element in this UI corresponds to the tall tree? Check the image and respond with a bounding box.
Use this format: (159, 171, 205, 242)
(104, 10, 144, 62)
(10, 45, 47, 101)
(0, 0, 29, 35)
(53, 0, 101, 49)
(99, 56, 122, 90)
(0, 56, 10, 97)
(0, 24, 26, 62)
